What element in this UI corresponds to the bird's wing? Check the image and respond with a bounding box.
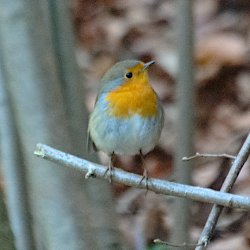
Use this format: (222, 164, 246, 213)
(86, 126, 97, 153)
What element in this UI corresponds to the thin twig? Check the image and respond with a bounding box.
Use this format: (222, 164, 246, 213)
(195, 133, 250, 250)
(154, 238, 203, 248)
(182, 152, 236, 161)
(34, 143, 250, 210)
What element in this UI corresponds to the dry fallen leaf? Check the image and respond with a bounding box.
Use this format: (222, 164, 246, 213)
(196, 33, 248, 81)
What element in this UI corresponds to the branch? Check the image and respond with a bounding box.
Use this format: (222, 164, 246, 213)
(183, 152, 236, 161)
(195, 133, 250, 250)
(34, 143, 250, 210)
(154, 238, 203, 248)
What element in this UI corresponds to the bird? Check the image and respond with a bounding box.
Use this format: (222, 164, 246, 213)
(87, 60, 164, 184)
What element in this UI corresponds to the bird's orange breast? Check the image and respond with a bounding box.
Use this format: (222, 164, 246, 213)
(105, 75, 157, 118)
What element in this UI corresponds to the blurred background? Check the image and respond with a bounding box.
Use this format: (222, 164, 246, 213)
(0, 0, 250, 249)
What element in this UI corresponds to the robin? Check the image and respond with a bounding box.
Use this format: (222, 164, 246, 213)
(87, 60, 164, 183)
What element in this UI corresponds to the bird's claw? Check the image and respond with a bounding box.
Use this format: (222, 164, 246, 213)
(104, 166, 113, 183)
(139, 168, 149, 190)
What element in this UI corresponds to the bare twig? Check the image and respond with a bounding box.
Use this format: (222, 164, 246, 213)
(154, 238, 203, 248)
(195, 133, 250, 250)
(183, 152, 236, 161)
(34, 143, 250, 210)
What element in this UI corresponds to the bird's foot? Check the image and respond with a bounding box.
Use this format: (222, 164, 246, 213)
(139, 168, 149, 190)
(104, 152, 115, 183)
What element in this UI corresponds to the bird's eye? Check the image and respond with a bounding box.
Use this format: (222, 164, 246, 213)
(125, 72, 133, 79)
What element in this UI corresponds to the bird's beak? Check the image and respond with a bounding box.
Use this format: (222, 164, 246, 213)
(143, 61, 155, 71)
